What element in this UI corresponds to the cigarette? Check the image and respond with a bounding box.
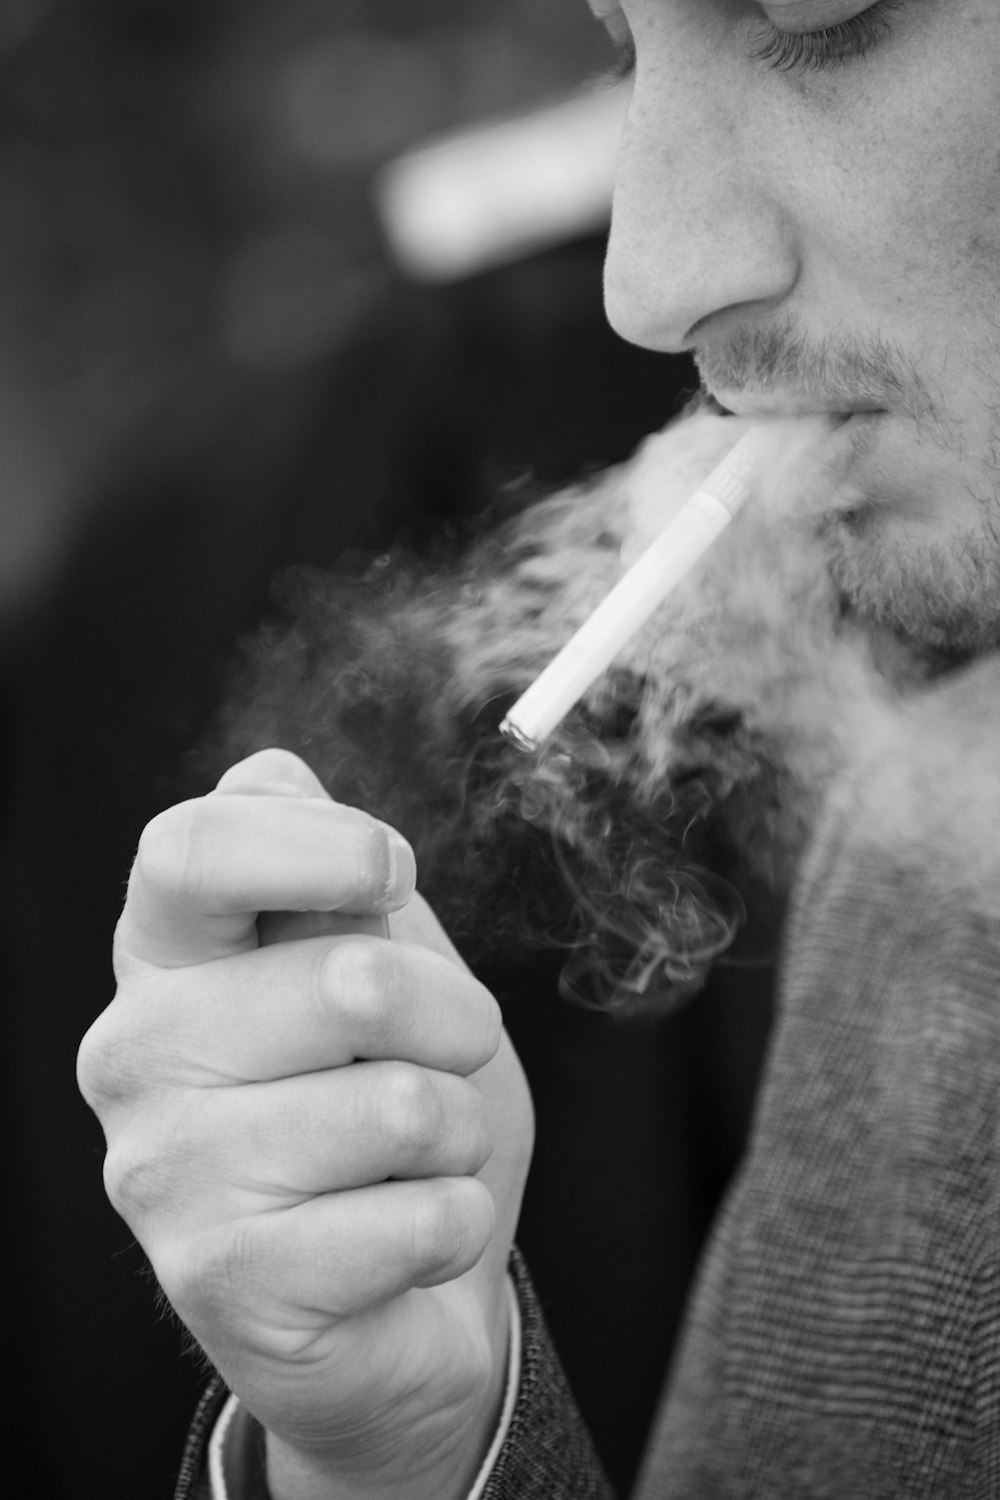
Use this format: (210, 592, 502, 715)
(500, 424, 772, 751)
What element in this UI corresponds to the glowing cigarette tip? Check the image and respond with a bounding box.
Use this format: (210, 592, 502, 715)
(500, 424, 772, 752)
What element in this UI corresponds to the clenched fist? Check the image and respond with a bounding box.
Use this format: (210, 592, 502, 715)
(77, 749, 534, 1500)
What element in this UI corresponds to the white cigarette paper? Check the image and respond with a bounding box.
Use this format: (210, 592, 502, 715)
(500, 424, 773, 751)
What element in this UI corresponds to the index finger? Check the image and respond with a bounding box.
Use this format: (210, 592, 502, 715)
(117, 793, 416, 970)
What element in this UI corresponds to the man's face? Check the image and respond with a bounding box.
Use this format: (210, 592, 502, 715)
(591, 0, 1000, 650)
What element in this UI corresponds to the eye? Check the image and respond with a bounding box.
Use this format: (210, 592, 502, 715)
(753, 0, 902, 72)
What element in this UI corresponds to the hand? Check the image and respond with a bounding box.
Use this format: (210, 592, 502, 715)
(77, 749, 534, 1500)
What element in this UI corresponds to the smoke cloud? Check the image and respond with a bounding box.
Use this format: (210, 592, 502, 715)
(202, 405, 935, 1012)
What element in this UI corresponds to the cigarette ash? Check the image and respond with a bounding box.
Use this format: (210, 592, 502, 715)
(201, 407, 933, 1013)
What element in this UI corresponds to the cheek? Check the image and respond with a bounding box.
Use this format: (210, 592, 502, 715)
(801, 94, 1000, 325)
(902, 111, 1000, 292)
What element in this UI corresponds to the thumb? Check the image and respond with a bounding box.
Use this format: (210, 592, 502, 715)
(116, 750, 410, 969)
(212, 747, 331, 800)
(217, 752, 392, 946)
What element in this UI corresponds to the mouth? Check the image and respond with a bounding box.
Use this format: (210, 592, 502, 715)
(697, 391, 891, 526)
(701, 389, 886, 429)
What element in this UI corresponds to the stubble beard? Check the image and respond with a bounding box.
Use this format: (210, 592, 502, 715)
(696, 318, 1000, 653)
(818, 477, 1000, 657)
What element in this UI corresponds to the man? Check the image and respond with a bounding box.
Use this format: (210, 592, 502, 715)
(77, 2, 1000, 1497)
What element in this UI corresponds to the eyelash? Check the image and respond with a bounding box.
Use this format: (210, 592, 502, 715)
(752, 1, 902, 72)
(598, 1, 900, 82)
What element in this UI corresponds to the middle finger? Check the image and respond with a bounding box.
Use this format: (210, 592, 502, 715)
(162, 1062, 494, 1211)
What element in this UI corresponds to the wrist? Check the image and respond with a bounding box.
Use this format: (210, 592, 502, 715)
(264, 1289, 512, 1500)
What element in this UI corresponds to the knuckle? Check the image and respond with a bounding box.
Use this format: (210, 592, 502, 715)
(102, 1135, 173, 1223)
(431, 965, 502, 1076)
(377, 1062, 443, 1156)
(411, 1180, 465, 1275)
(411, 1179, 495, 1280)
(111, 917, 140, 982)
(100, 1142, 134, 1217)
(156, 1225, 249, 1330)
(233, 746, 310, 784)
(318, 938, 396, 1042)
(471, 985, 503, 1068)
(77, 1009, 153, 1114)
(77, 1012, 170, 1114)
(75, 1012, 117, 1111)
(463, 1088, 494, 1171)
(101, 1097, 206, 1225)
(132, 800, 202, 905)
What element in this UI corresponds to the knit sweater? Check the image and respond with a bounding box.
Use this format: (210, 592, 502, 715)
(178, 654, 1000, 1498)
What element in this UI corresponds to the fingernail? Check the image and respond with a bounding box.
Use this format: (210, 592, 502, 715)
(384, 826, 416, 899)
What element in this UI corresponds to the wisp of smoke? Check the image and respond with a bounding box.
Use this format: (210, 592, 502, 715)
(201, 407, 930, 1013)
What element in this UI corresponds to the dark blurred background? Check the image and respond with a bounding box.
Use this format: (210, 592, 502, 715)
(0, 3, 773, 1496)
(0, 0, 618, 613)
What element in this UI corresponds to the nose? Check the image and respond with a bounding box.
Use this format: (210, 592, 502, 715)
(604, 52, 800, 354)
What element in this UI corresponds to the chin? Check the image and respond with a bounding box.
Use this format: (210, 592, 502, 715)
(822, 510, 1000, 657)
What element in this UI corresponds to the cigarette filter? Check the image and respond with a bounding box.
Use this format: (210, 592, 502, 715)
(500, 424, 771, 751)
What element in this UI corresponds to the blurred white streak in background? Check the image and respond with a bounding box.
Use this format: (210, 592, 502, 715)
(373, 81, 630, 282)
